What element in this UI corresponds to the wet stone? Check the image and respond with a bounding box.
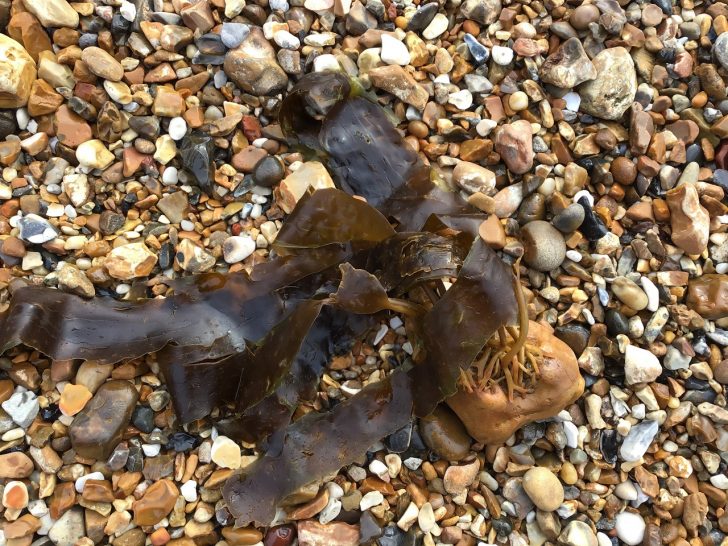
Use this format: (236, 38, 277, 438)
(133, 479, 179, 526)
(69, 380, 139, 460)
(418, 405, 471, 461)
(180, 134, 215, 193)
(253, 156, 285, 187)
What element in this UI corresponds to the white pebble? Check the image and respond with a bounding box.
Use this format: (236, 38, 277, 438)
(614, 481, 638, 501)
(380, 34, 411, 66)
(360, 491, 384, 511)
(476, 119, 497, 137)
(120, 0, 137, 21)
(313, 54, 340, 72)
(563, 92, 581, 111)
(368, 459, 389, 480)
(75, 472, 105, 493)
(180, 480, 198, 502)
(448, 89, 473, 110)
(565, 250, 582, 262)
(142, 444, 161, 457)
(422, 13, 448, 40)
(640, 276, 659, 312)
(615, 511, 645, 546)
(223, 236, 256, 264)
(710, 474, 728, 489)
(491, 46, 514, 65)
(274, 30, 300, 49)
(168, 117, 188, 141)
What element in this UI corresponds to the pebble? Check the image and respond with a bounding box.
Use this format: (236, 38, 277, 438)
(491, 46, 514, 65)
(521, 220, 566, 271)
(495, 120, 534, 174)
(578, 47, 636, 120)
(17, 214, 57, 244)
(380, 34, 410, 66)
(522, 467, 564, 511)
(69, 380, 138, 460)
(223, 236, 257, 264)
(620, 419, 659, 462)
(210, 435, 241, 469)
(2, 391, 39, 429)
(615, 511, 646, 546)
(612, 277, 648, 311)
(624, 345, 662, 385)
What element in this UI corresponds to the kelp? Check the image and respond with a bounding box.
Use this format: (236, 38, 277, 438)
(223, 369, 415, 526)
(0, 72, 525, 527)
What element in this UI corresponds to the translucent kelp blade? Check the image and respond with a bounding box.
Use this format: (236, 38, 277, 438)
(223, 369, 414, 526)
(233, 307, 373, 445)
(273, 188, 395, 255)
(159, 351, 252, 424)
(413, 239, 518, 417)
(332, 263, 392, 315)
(235, 299, 325, 414)
(279, 71, 351, 150)
(0, 275, 283, 365)
(319, 97, 432, 209)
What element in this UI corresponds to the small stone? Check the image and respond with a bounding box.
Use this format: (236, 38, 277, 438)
(460, 0, 501, 25)
(278, 161, 335, 213)
(76, 140, 115, 170)
(18, 214, 57, 244)
(133, 480, 179, 526)
(577, 47, 636, 120)
(686, 274, 728, 320)
(221, 23, 250, 49)
(211, 435, 241, 469)
(624, 345, 661, 385)
(369, 65, 429, 110)
(21, 0, 78, 28)
(453, 161, 496, 195)
(558, 521, 598, 546)
(3, 481, 28, 509)
(491, 46, 514, 65)
(666, 184, 710, 255)
(612, 276, 648, 311)
(0, 452, 34, 479)
(176, 239, 215, 273)
(224, 27, 288, 95)
(522, 467, 564, 511)
(81, 47, 124, 81)
(253, 156, 285, 187)
(422, 13, 449, 39)
(48, 507, 85, 546)
(380, 34, 410, 66)
(714, 32, 728, 71)
(521, 220, 566, 271)
(620, 419, 658, 462)
(495, 120, 534, 174)
(615, 511, 645, 546)
(297, 520, 359, 546)
(105, 242, 157, 279)
(157, 191, 188, 224)
(552, 203, 585, 233)
(539, 37, 596, 88)
(419, 405, 471, 461)
(223, 236, 256, 264)
(57, 264, 95, 298)
(59, 384, 92, 416)
(2, 391, 39, 429)
(443, 458, 479, 495)
(69, 380, 139, 460)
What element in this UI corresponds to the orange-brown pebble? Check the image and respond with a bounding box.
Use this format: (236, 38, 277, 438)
(2, 481, 29, 509)
(133, 479, 179, 526)
(59, 384, 93, 417)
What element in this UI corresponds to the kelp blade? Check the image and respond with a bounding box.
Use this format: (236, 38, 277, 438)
(413, 240, 518, 417)
(223, 369, 414, 526)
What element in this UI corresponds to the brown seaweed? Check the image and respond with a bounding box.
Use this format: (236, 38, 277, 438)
(223, 368, 414, 526)
(273, 188, 395, 254)
(0, 76, 525, 528)
(413, 239, 518, 417)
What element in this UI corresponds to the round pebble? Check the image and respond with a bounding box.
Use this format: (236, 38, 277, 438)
(521, 220, 566, 271)
(522, 467, 564, 511)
